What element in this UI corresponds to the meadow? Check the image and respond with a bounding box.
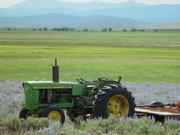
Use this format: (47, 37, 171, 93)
(0, 31, 180, 83)
(0, 31, 180, 134)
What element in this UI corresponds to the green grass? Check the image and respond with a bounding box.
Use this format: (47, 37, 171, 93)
(0, 31, 180, 83)
(0, 31, 180, 47)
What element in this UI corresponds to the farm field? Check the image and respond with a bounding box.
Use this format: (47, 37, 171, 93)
(0, 31, 180, 134)
(0, 31, 180, 83)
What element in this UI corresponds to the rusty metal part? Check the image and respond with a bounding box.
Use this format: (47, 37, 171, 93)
(175, 102, 180, 111)
(135, 101, 180, 123)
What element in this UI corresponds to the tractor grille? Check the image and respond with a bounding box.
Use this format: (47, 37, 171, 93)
(39, 88, 72, 104)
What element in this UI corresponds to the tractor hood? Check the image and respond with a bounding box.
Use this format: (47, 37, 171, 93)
(23, 81, 81, 90)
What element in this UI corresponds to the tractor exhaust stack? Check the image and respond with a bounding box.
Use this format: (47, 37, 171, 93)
(52, 58, 59, 82)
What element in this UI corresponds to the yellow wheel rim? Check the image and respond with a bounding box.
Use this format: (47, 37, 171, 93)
(48, 111, 61, 121)
(107, 95, 129, 118)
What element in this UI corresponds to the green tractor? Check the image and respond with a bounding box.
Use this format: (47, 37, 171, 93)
(20, 59, 135, 124)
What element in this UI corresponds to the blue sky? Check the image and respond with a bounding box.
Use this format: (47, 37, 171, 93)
(0, 0, 180, 8)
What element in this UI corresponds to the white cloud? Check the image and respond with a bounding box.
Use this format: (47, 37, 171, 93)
(59, 0, 180, 4)
(58, 0, 128, 3)
(0, 0, 26, 8)
(135, 0, 180, 5)
(0, 0, 180, 8)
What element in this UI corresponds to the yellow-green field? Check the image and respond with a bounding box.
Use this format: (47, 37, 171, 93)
(0, 31, 180, 83)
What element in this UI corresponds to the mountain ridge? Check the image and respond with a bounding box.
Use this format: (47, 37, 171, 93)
(0, 0, 180, 23)
(0, 13, 143, 27)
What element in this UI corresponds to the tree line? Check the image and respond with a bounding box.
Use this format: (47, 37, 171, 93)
(0, 27, 113, 32)
(0, 27, 180, 32)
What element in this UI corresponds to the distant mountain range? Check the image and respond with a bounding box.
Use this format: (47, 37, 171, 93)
(0, 14, 142, 27)
(0, 0, 180, 26)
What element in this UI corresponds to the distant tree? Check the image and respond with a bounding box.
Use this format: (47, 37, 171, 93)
(6, 27, 11, 31)
(131, 28, 137, 32)
(53, 27, 60, 31)
(154, 29, 158, 32)
(109, 27, 112, 32)
(61, 27, 69, 31)
(102, 28, 107, 32)
(32, 28, 37, 31)
(38, 28, 42, 31)
(43, 27, 48, 31)
(83, 29, 88, 32)
(12, 28, 16, 31)
(53, 28, 57, 31)
(123, 29, 127, 32)
(70, 28, 75, 31)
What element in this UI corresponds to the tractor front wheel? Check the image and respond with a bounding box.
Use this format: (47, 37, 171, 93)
(42, 108, 65, 125)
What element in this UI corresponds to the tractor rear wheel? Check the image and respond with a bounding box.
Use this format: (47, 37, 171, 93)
(93, 84, 135, 118)
(42, 108, 65, 125)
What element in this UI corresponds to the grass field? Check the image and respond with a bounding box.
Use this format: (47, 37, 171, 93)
(0, 31, 180, 134)
(0, 31, 180, 47)
(0, 31, 180, 83)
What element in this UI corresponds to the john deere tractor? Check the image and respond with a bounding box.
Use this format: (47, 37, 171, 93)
(20, 59, 135, 124)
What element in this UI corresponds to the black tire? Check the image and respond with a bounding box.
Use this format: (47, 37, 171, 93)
(93, 84, 135, 118)
(41, 108, 65, 125)
(67, 110, 79, 123)
(19, 107, 29, 119)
